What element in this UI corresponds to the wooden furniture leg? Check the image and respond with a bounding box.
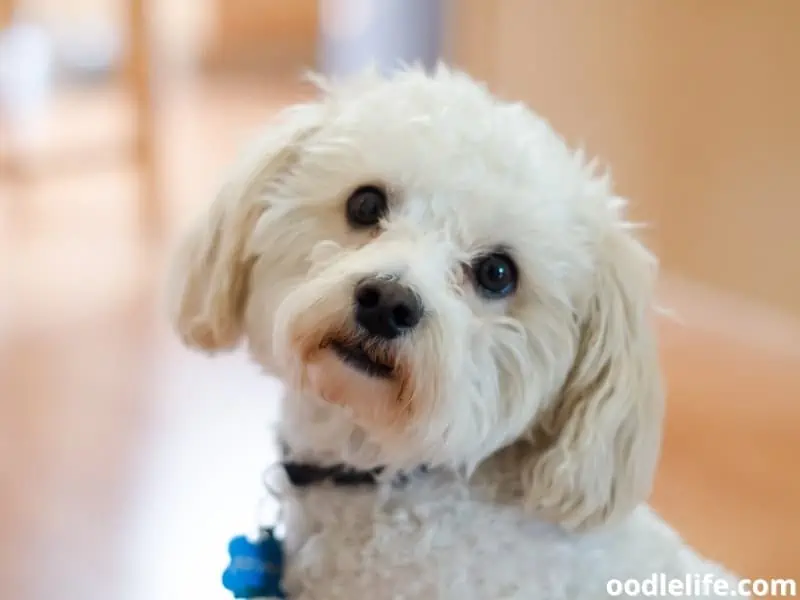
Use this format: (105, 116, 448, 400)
(0, 0, 12, 28)
(127, 0, 161, 238)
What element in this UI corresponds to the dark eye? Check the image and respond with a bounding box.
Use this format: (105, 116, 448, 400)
(346, 185, 388, 227)
(472, 253, 518, 299)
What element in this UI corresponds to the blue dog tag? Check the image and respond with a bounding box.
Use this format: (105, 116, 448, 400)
(222, 529, 286, 598)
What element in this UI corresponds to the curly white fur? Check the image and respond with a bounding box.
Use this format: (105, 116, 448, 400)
(168, 65, 745, 599)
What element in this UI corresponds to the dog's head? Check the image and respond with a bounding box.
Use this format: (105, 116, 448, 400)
(168, 67, 664, 531)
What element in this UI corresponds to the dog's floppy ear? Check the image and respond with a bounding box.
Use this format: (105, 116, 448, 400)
(521, 224, 664, 531)
(167, 103, 324, 351)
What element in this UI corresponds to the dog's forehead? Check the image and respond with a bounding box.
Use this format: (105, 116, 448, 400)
(328, 71, 569, 186)
(322, 71, 597, 249)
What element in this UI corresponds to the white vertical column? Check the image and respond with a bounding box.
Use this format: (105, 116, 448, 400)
(318, 0, 443, 78)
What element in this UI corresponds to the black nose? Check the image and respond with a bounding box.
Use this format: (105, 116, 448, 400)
(354, 277, 423, 339)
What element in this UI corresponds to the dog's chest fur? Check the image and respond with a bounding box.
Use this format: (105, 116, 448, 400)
(277, 467, 735, 600)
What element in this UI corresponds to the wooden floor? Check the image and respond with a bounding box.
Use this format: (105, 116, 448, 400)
(1, 76, 798, 600)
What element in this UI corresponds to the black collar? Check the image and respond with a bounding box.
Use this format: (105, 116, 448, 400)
(281, 461, 385, 487)
(281, 458, 430, 489)
(279, 440, 431, 488)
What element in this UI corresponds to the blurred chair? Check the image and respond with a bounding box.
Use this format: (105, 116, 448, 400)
(0, 0, 162, 237)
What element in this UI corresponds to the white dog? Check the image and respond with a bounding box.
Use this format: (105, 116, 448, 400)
(168, 66, 745, 599)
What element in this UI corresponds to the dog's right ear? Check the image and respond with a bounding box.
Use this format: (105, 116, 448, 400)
(167, 102, 324, 351)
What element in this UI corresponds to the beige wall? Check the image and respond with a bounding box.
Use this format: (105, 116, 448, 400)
(448, 0, 800, 316)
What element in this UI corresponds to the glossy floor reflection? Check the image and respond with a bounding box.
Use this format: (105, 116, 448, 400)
(1, 76, 798, 600)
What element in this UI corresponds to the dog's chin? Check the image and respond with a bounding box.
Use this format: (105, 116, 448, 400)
(306, 348, 399, 413)
(302, 335, 400, 417)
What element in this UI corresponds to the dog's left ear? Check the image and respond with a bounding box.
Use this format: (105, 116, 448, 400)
(520, 224, 664, 531)
(167, 102, 324, 351)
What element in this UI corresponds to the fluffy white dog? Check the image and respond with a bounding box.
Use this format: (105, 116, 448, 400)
(168, 66, 745, 599)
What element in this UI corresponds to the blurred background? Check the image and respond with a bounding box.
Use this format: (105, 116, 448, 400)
(1, 1, 798, 598)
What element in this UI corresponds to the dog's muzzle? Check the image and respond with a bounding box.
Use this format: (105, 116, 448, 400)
(321, 276, 422, 379)
(353, 276, 423, 340)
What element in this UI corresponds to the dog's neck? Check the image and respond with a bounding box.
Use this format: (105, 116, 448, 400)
(277, 389, 400, 471)
(276, 389, 527, 503)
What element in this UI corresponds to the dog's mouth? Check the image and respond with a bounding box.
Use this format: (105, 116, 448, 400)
(327, 338, 395, 379)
